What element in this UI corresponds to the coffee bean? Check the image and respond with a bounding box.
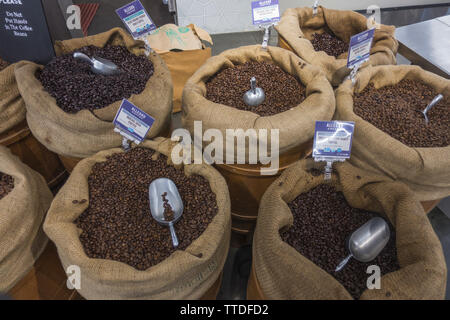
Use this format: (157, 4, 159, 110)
(75, 148, 218, 271)
(353, 79, 449, 148)
(281, 184, 400, 299)
(0, 172, 14, 200)
(37, 45, 154, 113)
(0, 57, 9, 72)
(205, 61, 306, 117)
(310, 32, 349, 58)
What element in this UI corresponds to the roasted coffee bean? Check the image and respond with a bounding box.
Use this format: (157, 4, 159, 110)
(281, 184, 399, 299)
(161, 192, 175, 221)
(310, 32, 349, 58)
(0, 57, 9, 72)
(353, 79, 449, 148)
(0, 172, 14, 200)
(205, 61, 306, 116)
(37, 45, 154, 113)
(75, 148, 218, 270)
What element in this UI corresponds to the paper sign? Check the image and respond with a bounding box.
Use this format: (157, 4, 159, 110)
(313, 121, 355, 161)
(347, 29, 375, 68)
(116, 0, 156, 39)
(113, 99, 154, 144)
(251, 0, 280, 25)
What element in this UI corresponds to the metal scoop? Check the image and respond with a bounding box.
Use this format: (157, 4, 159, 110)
(335, 217, 390, 272)
(243, 77, 265, 107)
(73, 52, 122, 76)
(149, 178, 183, 248)
(419, 94, 443, 125)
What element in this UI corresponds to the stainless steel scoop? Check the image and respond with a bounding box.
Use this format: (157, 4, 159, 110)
(149, 178, 183, 248)
(335, 217, 390, 272)
(243, 77, 265, 107)
(419, 94, 443, 125)
(73, 52, 122, 76)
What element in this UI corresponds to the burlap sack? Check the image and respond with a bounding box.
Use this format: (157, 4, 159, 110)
(253, 159, 447, 300)
(275, 7, 398, 86)
(0, 63, 25, 134)
(335, 65, 450, 202)
(14, 28, 173, 159)
(182, 45, 335, 161)
(0, 146, 51, 292)
(43, 138, 231, 299)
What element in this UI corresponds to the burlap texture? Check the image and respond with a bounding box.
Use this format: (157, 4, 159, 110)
(0, 146, 51, 292)
(0, 63, 25, 134)
(14, 28, 173, 159)
(275, 7, 398, 86)
(182, 45, 335, 161)
(43, 138, 231, 299)
(253, 159, 447, 300)
(335, 65, 450, 201)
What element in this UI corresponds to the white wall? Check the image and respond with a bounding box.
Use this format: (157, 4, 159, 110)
(176, 0, 449, 34)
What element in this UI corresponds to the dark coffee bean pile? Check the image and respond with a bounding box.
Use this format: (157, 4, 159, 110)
(38, 45, 154, 113)
(76, 147, 218, 270)
(354, 79, 449, 148)
(205, 61, 306, 116)
(0, 57, 9, 72)
(0, 172, 14, 200)
(162, 192, 174, 221)
(281, 184, 399, 299)
(310, 32, 349, 58)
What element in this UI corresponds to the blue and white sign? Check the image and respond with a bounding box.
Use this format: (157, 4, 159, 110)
(116, 0, 156, 39)
(113, 99, 154, 144)
(347, 29, 375, 68)
(251, 0, 280, 25)
(313, 121, 355, 160)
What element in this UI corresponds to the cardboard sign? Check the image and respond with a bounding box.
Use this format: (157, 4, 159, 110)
(0, 0, 55, 64)
(251, 0, 280, 25)
(347, 29, 375, 68)
(113, 99, 154, 144)
(313, 121, 355, 161)
(116, 0, 156, 39)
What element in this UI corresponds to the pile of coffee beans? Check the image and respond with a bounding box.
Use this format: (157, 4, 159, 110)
(310, 32, 349, 58)
(0, 57, 9, 72)
(162, 192, 174, 221)
(0, 172, 14, 200)
(354, 79, 449, 147)
(38, 45, 154, 113)
(76, 148, 218, 270)
(205, 61, 306, 116)
(281, 184, 399, 299)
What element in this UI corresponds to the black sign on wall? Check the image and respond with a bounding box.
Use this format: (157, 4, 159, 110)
(0, 0, 55, 64)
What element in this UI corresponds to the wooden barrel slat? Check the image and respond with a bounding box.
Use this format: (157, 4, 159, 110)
(0, 120, 66, 189)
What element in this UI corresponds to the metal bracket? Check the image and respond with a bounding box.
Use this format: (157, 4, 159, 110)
(260, 23, 276, 50)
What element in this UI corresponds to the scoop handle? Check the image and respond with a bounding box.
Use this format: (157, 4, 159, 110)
(335, 254, 353, 272)
(73, 52, 93, 65)
(169, 222, 179, 248)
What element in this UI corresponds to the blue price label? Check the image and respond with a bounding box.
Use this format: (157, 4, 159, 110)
(116, 0, 156, 39)
(313, 121, 355, 160)
(113, 99, 155, 144)
(347, 29, 375, 68)
(251, 0, 280, 25)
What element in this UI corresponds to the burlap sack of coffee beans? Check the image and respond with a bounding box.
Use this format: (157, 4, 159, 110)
(14, 28, 173, 159)
(334, 65, 450, 202)
(44, 138, 231, 299)
(0, 146, 51, 291)
(275, 7, 398, 86)
(0, 62, 26, 134)
(253, 159, 446, 300)
(182, 45, 335, 161)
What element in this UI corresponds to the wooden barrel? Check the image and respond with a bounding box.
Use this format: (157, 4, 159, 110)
(9, 242, 223, 300)
(215, 140, 313, 246)
(0, 120, 66, 189)
(278, 35, 295, 52)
